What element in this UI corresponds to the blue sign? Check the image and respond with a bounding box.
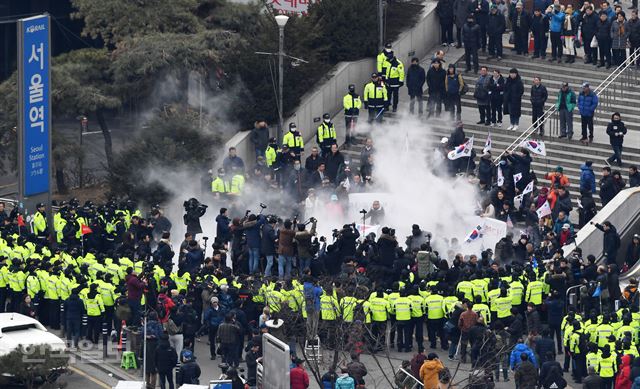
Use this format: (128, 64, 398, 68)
(20, 15, 50, 196)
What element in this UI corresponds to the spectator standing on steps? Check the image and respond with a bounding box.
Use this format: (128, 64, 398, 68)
(454, 0, 474, 48)
(531, 8, 549, 60)
(605, 112, 627, 167)
(444, 64, 464, 121)
(426, 59, 446, 118)
(577, 82, 598, 144)
(489, 69, 505, 127)
(487, 5, 506, 60)
(596, 10, 613, 69)
(580, 4, 599, 65)
(628, 10, 640, 67)
(474, 66, 492, 126)
(250, 120, 269, 161)
(472, 0, 490, 52)
(556, 82, 577, 140)
(406, 57, 426, 116)
(562, 5, 579, 63)
(504, 68, 524, 131)
(512, 2, 531, 55)
(547, 4, 566, 62)
(436, 0, 456, 46)
(611, 12, 629, 66)
(530, 77, 548, 136)
(462, 15, 481, 73)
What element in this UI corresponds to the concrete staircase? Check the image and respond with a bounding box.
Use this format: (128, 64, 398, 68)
(340, 53, 640, 211)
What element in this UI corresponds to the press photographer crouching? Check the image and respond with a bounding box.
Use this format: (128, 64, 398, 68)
(183, 198, 208, 237)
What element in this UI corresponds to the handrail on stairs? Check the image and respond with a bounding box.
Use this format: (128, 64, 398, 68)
(493, 48, 640, 165)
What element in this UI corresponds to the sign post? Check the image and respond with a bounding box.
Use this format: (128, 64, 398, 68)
(17, 14, 52, 227)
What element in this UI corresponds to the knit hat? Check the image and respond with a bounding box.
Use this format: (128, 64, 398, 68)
(516, 2, 523, 7)
(555, 166, 564, 173)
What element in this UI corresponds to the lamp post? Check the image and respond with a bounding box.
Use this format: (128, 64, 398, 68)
(275, 14, 289, 144)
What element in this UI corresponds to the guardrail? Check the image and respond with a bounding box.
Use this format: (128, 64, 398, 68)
(494, 48, 640, 164)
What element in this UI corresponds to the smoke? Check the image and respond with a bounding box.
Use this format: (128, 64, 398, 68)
(319, 114, 483, 257)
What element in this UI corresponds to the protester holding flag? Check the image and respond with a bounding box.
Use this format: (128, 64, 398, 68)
(506, 148, 532, 192)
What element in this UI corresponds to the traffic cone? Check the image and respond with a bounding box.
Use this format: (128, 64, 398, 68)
(117, 321, 126, 352)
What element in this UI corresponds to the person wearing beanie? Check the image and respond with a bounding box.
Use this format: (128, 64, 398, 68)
(555, 82, 577, 139)
(511, 2, 531, 55)
(605, 111, 627, 167)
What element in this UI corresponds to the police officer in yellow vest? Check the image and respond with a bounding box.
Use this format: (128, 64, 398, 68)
(425, 288, 446, 349)
(369, 289, 390, 352)
(229, 166, 245, 196)
(570, 321, 587, 383)
(363, 73, 389, 123)
(377, 43, 393, 75)
(32, 202, 48, 242)
(525, 277, 544, 306)
(97, 273, 117, 334)
(283, 123, 304, 159)
(83, 283, 105, 344)
(392, 290, 413, 352)
(316, 114, 337, 157)
(384, 52, 405, 112)
(211, 168, 232, 199)
(595, 344, 616, 388)
(408, 287, 426, 351)
(343, 84, 362, 144)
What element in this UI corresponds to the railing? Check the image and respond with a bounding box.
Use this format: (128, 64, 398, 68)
(493, 48, 640, 164)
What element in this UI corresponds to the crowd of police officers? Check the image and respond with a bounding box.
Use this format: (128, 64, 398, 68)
(2, 192, 639, 388)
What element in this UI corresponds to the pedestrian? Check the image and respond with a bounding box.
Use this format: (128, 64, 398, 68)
(629, 10, 640, 67)
(444, 64, 464, 121)
(472, 0, 490, 52)
(487, 5, 506, 59)
(426, 59, 446, 118)
(335, 367, 355, 389)
(489, 69, 505, 127)
(562, 5, 579, 63)
(583, 366, 603, 389)
(530, 77, 548, 136)
(436, 0, 456, 46)
(605, 111, 627, 167)
(596, 10, 613, 68)
(419, 353, 445, 389)
(514, 353, 539, 389)
(217, 313, 243, 367)
(290, 358, 310, 389)
(474, 66, 491, 125)
(203, 297, 225, 360)
(531, 8, 549, 59)
(63, 288, 84, 349)
(591, 221, 621, 264)
(555, 82, 576, 139)
(462, 15, 481, 73)
(406, 57, 426, 116)
(546, 4, 566, 62)
(581, 4, 599, 65)
(511, 2, 531, 55)
(539, 352, 566, 388)
(155, 334, 178, 389)
(250, 120, 269, 161)
(177, 350, 201, 386)
(611, 12, 629, 66)
(503, 68, 524, 131)
(458, 300, 478, 364)
(577, 82, 598, 144)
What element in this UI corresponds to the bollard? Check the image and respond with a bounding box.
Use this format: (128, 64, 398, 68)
(121, 326, 128, 353)
(60, 302, 65, 336)
(102, 322, 108, 359)
(82, 314, 88, 338)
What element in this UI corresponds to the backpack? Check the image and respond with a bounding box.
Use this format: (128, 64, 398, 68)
(460, 75, 469, 95)
(163, 318, 181, 335)
(304, 286, 317, 314)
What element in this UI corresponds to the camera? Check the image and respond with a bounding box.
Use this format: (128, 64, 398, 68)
(259, 203, 267, 209)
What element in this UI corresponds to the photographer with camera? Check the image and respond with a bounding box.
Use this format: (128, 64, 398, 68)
(183, 198, 208, 237)
(277, 219, 297, 279)
(294, 217, 318, 272)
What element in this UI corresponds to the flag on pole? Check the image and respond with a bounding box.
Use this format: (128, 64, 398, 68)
(522, 181, 534, 195)
(506, 215, 514, 228)
(514, 194, 524, 209)
(465, 224, 484, 243)
(513, 172, 523, 186)
(497, 166, 504, 186)
(521, 139, 547, 156)
(447, 137, 474, 160)
(17, 215, 25, 227)
(355, 224, 380, 235)
(535, 201, 552, 218)
(483, 133, 492, 154)
(81, 224, 93, 235)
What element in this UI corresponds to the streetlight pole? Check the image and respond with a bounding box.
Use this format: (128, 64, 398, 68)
(378, 0, 384, 51)
(275, 15, 289, 145)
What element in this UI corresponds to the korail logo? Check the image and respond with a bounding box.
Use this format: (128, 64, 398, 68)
(26, 24, 45, 34)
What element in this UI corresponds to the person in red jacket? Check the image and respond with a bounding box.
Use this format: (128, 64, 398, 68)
(290, 358, 310, 389)
(616, 354, 633, 389)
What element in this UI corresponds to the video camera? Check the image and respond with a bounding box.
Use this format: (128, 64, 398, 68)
(183, 198, 207, 213)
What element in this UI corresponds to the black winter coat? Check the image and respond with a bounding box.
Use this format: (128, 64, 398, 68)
(436, 0, 455, 22)
(488, 76, 505, 103)
(504, 75, 524, 117)
(596, 19, 612, 42)
(531, 14, 549, 36)
(535, 337, 556, 363)
(478, 157, 495, 184)
(462, 22, 481, 50)
(260, 223, 277, 256)
(606, 119, 627, 146)
(178, 361, 201, 385)
(629, 18, 640, 44)
(472, 0, 490, 26)
(511, 11, 531, 32)
(580, 12, 598, 38)
(599, 175, 618, 205)
(406, 64, 426, 96)
(487, 11, 506, 35)
(64, 294, 84, 322)
(530, 84, 548, 106)
(154, 340, 178, 373)
(426, 66, 446, 95)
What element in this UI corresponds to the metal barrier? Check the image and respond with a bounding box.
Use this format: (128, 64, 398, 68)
(494, 48, 640, 164)
(395, 367, 424, 389)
